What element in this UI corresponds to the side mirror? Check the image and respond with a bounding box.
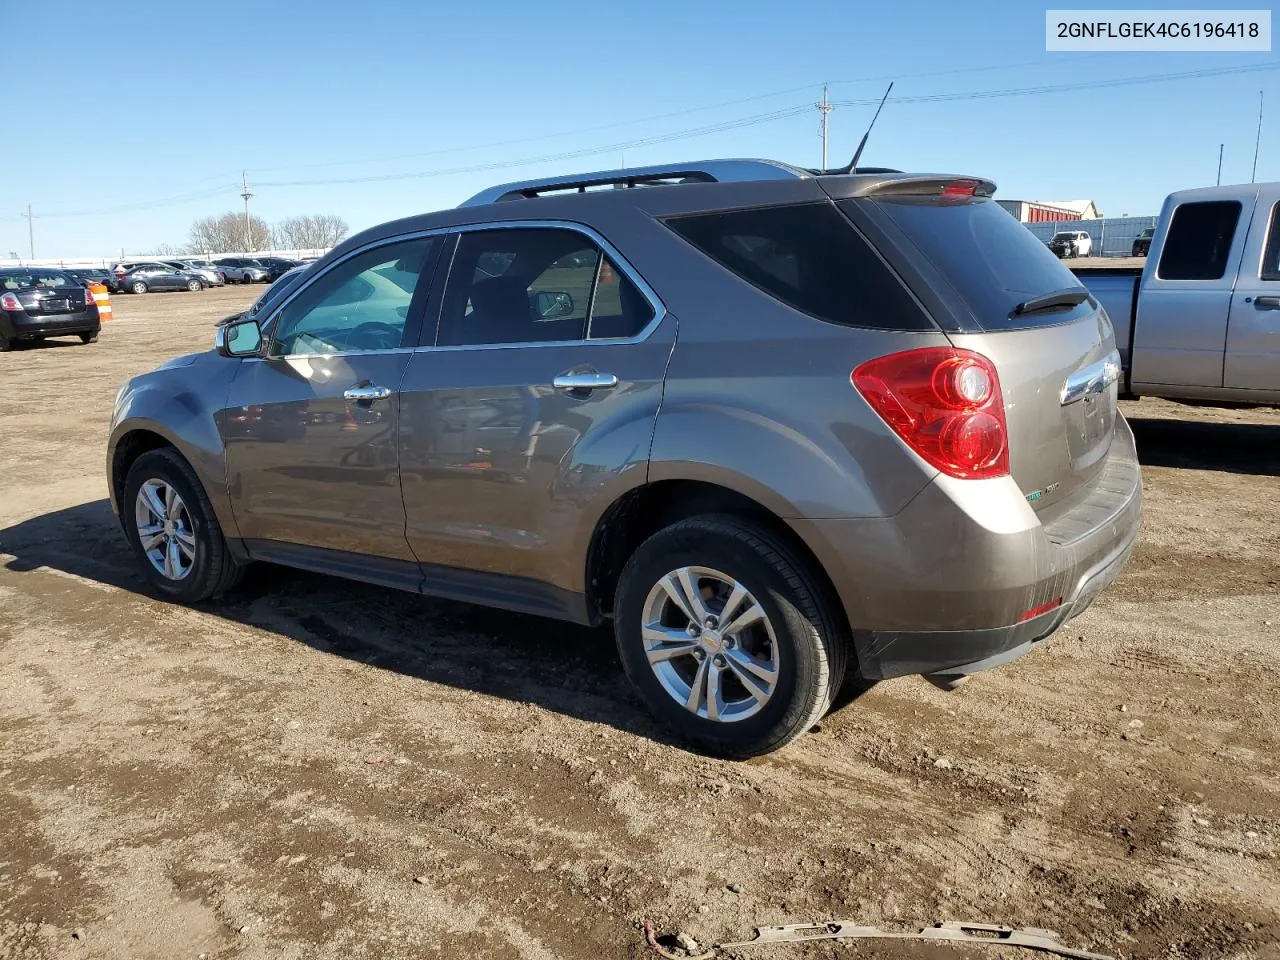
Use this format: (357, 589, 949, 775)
(215, 318, 263, 357)
(533, 290, 575, 320)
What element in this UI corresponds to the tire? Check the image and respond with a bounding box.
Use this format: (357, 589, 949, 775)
(0, 336, 11, 352)
(131, 281, 148, 295)
(122, 447, 243, 603)
(79, 332, 98, 344)
(613, 515, 848, 758)
(186, 279, 201, 292)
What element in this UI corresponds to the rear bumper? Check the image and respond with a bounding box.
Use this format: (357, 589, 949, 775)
(790, 414, 1142, 681)
(1, 310, 101, 339)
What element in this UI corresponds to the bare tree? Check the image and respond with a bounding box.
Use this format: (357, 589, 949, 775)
(273, 214, 350, 251)
(186, 212, 272, 254)
(150, 241, 180, 256)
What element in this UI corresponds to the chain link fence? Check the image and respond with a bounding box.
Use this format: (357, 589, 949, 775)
(1022, 216, 1157, 258)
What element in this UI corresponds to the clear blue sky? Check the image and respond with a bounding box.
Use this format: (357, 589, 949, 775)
(5, 0, 1277, 259)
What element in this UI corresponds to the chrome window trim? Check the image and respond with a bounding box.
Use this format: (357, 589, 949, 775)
(422, 219, 666, 351)
(256, 227, 452, 356)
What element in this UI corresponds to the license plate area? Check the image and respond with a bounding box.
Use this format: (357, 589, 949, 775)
(43, 298, 72, 313)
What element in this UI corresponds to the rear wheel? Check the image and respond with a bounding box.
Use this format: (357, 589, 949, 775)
(0, 336, 12, 352)
(122, 448, 243, 602)
(79, 332, 98, 344)
(614, 515, 847, 758)
(131, 281, 148, 294)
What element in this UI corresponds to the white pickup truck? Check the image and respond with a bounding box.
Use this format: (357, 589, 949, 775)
(1075, 182, 1280, 404)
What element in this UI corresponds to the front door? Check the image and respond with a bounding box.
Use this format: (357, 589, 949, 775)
(1225, 194, 1280, 391)
(221, 234, 441, 560)
(399, 225, 671, 596)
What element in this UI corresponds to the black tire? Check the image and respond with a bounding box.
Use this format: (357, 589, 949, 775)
(131, 280, 148, 295)
(0, 336, 11, 352)
(122, 447, 243, 603)
(79, 332, 98, 344)
(614, 515, 848, 758)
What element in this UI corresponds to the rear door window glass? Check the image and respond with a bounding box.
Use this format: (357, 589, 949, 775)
(664, 202, 930, 330)
(1157, 201, 1241, 280)
(1260, 201, 1280, 281)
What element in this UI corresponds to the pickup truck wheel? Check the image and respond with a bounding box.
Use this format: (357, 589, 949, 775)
(614, 515, 847, 758)
(122, 448, 243, 603)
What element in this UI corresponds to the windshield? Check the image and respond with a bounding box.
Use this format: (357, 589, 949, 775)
(1052, 232, 1076, 240)
(856, 196, 1086, 331)
(0, 270, 77, 290)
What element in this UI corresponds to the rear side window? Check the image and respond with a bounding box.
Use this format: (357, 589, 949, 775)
(859, 196, 1084, 330)
(664, 202, 931, 330)
(1158, 201, 1241, 280)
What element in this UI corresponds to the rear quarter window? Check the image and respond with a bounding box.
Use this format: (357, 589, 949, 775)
(663, 201, 932, 331)
(1158, 200, 1242, 280)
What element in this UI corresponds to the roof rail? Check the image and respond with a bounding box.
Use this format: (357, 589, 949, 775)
(459, 158, 816, 207)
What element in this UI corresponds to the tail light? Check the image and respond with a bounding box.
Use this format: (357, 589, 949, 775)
(852, 347, 1009, 480)
(941, 179, 980, 198)
(0, 292, 22, 312)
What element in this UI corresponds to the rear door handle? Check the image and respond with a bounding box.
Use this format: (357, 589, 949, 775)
(1253, 295, 1280, 310)
(343, 382, 392, 403)
(552, 372, 619, 392)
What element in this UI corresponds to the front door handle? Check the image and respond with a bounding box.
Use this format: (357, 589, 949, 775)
(1254, 295, 1280, 310)
(552, 372, 619, 392)
(343, 382, 392, 403)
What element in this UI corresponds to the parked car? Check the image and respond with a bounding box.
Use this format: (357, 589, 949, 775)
(64, 267, 115, 288)
(215, 257, 269, 283)
(1131, 227, 1154, 257)
(1074, 182, 1280, 407)
(0, 267, 100, 350)
(216, 265, 310, 326)
(253, 256, 302, 281)
(1047, 230, 1093, 258)
(117, 263, 205, 294)
(107, 158, 1141, 757)
(166, 260, 225, 286)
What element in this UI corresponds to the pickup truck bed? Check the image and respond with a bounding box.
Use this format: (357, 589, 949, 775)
(1071, 267, 1140, 373)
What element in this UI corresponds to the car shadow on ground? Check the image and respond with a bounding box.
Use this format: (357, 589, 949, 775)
(1128, 414, 1280, 476)
(2, 499, 867, 752)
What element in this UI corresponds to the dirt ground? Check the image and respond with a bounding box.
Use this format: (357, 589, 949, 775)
(1, 284, 1278, 960)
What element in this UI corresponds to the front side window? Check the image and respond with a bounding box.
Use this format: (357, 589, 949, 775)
(268, 237, 436, 356)
(1261, 202, 1280, 281)
(436, 228, 653, 346)
(1158, 201, 1241, 280)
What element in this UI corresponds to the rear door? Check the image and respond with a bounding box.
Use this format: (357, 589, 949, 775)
(844, 190, 1120, 515)
(1225, 189, 1280, 391)
(1131, 194, 1249, 388)
(221, 234, 442, 561)
(398, 224, 671, 592)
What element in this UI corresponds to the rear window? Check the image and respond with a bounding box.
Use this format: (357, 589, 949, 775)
(0, 270, 76, 290)
(663, 202, 931, 330)
(1158, 200, 1241, 280)
(857, 197, 1085, 329)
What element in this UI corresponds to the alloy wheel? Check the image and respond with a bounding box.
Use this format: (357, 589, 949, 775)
(134, 479, 196, 580)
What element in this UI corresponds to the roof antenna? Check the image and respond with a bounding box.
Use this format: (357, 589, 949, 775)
(845, 81, 893, 175)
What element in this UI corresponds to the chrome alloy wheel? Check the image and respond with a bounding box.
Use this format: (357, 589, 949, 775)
(640, 566, 779, 722)
(134, 479, 196, 580)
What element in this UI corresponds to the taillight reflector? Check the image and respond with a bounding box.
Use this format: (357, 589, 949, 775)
(1018, 598, 1063, 623)
(0, 292, 21, 312)
(852, 347, 1009, 480)
(941, 180, 979, 198)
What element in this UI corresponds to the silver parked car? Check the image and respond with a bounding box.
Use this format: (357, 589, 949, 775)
(170, 259, 226, 286)
(107, 158, 1141, 757)
(215, 257, 269, 283)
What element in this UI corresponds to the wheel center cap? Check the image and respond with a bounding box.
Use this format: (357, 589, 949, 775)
(701, 630, 723, 652)
(163, 520, 174, 536)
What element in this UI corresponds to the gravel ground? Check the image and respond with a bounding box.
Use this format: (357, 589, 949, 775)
(1, 284, 1277, 960)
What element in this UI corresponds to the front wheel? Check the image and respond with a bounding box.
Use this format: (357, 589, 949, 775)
(614, 515, 847, 758)
(79, 332, 98, 344)
(186, 279, 202, 292)
(122, 448, 243, 602)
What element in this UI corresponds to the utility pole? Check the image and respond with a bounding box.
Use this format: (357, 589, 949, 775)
(24, 204, 34, 260)
(240, 171, 254, 252)
(1217, 143, 1224, 185)
(1252, 90, 1264, 183)
(816, 83, 833, 170)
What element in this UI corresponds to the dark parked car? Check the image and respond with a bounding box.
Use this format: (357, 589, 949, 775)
(254, 256, 302, 281)
(64, 267, 115, 288)
(1131, 227, 1154, 257)
(117, 263, 205, 294)
(0, 267, 100, 350)
(107, 158, 1141, 757)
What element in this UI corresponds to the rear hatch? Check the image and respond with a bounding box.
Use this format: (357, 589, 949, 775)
(835, 184, 1119, 516)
